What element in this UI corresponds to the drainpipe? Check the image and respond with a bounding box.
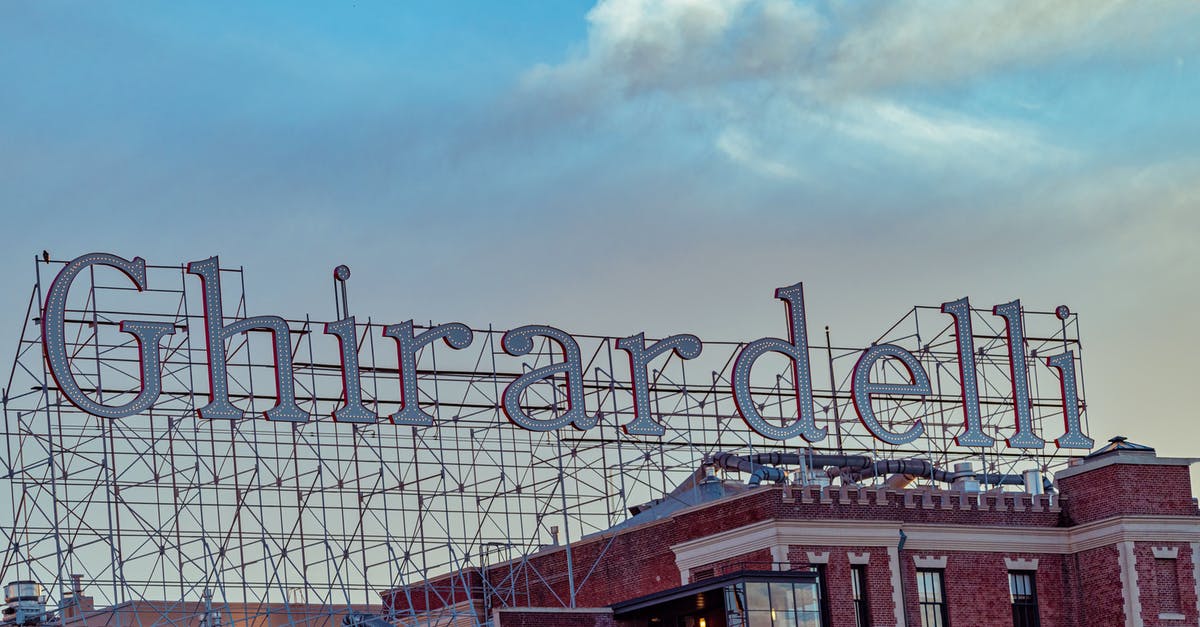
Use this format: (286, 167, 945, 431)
(897, 530, 910, 627)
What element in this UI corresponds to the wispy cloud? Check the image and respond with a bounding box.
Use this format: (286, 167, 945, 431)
(523, 0, 823, 98)
(527, 0, 1198, 98)
(829, 0, 1197, 93)
(520, 0, 1197, 180)
(716, 128, 803, 180)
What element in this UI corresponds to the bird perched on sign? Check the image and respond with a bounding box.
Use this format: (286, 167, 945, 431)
(42, 250, 50, 263)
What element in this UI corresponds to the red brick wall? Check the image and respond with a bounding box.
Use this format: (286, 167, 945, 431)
(1133, 542, 1197, 625)
(1178, 544, 1199, 624)
(494, 608, 616, 627)
(918, 552, 1072, 627)
(386, 569, 482, 614)
(1058, 464, 1198, 524)
(1073, 545, 1124, 627)
(783, 545, 892, 626)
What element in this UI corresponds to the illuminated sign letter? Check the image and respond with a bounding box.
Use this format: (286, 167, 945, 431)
(993, 300, 1044, 449)
(187, 257, 309, 422)
(1045, 343, 1092, 449)
(732, 283, 825, 442)
(501, 325, 596, 432)
(324, 317, 378, 423)
(42, 253, 175, 419)
(851, 344, 929, 445)
(615, 332, 703, 436)
(940, 297, 994, 447)
(382, 320, 474, 426)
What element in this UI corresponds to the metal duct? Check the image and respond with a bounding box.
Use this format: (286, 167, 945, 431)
(710, 452, 872, 486)
(841, 461, 1053, 493)
(846, 459, 954, 483)
(710, 451, 1054, 493)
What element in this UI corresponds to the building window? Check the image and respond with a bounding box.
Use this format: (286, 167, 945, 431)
(1008, 571, 1040, 627)
(916, 569, 949, 627)
(735, 580, 823, 626)
(1156, 559, 1181, 614)
(851, 565, 870, 627)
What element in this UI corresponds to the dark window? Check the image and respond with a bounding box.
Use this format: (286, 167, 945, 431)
(1009, 571, 1040, 627)
(916, 569, 949, 627)
(850, 566, 870, 627)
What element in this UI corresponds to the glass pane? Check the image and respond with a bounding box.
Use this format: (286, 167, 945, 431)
(774, 611, 799, 627)
(793, 582, 821, 612)
(917, 571, 943, 603)
(851, 568, 863, 599)
(770, 583, 796, 612)
(747, 611, 772, 627)
(920, 604, 943, 627)
(1009, 572, 1026, 598)
(746, 583, 770, 611)
(726, 584, 747, 614)
(797, 611, 822, 627)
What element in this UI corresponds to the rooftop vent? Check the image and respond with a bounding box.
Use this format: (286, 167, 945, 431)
(1023, 469, 1044, 496)
(1084, 436, 1156, 460)
(951, 462, 980, 492)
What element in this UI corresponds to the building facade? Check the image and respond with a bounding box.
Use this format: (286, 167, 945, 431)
(387, 441, 1200, 627)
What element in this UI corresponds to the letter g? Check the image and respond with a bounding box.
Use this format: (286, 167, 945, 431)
(43, 253, 175, 418)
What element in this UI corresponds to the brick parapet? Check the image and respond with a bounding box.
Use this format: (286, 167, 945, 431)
(1057, 463, 1198, 525)
(786, 484, 1061, 526)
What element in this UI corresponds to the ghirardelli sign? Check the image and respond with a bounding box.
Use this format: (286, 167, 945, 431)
(40, 252, 1092, 450)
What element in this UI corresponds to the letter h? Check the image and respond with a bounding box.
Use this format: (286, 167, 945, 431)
(187, 257, 309, 422)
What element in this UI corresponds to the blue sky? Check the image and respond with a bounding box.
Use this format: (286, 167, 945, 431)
(1, 1, 1198, 468)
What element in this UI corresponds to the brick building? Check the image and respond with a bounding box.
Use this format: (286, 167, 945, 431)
(386, 439, 1199, 627)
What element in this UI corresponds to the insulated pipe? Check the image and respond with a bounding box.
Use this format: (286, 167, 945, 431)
(847, 459, 954, 483)
(710, 452, 872, 486)
(839, 462, 1055, 493)
(979, 472, 1055, 494)
(710, 451, 1054, 493)
(710, 452, 787, 486)
(740, 452, 873, 470)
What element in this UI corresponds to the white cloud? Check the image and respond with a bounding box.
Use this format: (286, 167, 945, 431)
(716, 127, 803, 179)
(530, 0, 1197, 97)
(828, 0, 1198, 92)
(524, 0, 823, 97)
(833, 100, 1072, 168)
(520, 0, 1197, 179)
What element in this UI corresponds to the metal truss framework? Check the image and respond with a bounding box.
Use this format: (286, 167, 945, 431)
(1, 257, 1088, 626)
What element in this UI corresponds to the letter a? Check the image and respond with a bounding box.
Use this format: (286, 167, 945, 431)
(501, 325, 596, 432)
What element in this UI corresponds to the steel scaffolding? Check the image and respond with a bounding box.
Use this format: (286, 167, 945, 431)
(1, 256, 1087, 626)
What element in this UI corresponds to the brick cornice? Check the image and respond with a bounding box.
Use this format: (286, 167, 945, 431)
(1055, 453, 1199, 480)
(670, 515, 1200, 572)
